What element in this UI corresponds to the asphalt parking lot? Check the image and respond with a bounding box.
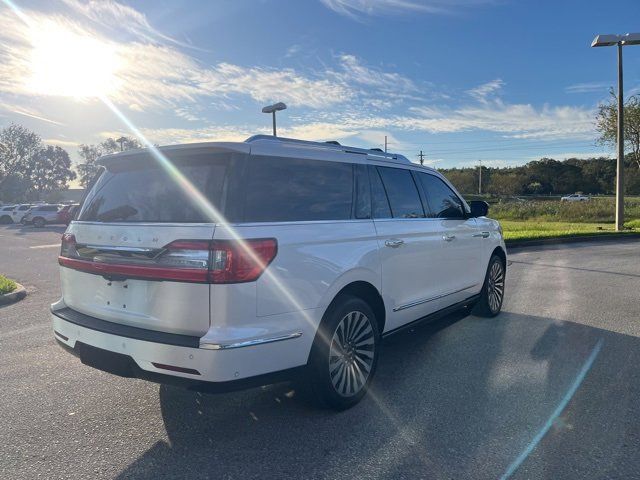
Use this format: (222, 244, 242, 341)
(1, 224, 639, 479)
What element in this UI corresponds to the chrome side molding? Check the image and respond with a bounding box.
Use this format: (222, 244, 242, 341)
(200, 332, 303, 350)
(393, 284, 478, 312)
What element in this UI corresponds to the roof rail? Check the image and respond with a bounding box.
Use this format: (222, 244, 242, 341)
(245, 135, 411, 164)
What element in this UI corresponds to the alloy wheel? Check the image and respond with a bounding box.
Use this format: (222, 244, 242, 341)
(487, 260, 505, 313)
(328, 310, 375, 397)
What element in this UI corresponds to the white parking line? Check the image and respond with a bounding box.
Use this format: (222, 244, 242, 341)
(29, 244, 60, 249)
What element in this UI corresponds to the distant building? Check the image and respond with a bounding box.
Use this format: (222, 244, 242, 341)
(44, 188, 85, 204)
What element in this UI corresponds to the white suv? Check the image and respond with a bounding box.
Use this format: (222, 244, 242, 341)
(51, 135, 506, 410)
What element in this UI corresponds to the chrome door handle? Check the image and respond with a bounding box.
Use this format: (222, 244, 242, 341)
(385, 239, 404, 248)
(442, 234, 456, 242)
(472, 231, 490, 238)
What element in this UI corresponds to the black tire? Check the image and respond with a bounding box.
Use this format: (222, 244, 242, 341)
(473, 254, 506, 317)
(307, 295, 380, 410)
(0, 215, 12, 224)
(33, 217, 46, 228)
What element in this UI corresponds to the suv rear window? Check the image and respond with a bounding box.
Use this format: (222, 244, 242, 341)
(241, 156, 353, 222)
(78, 154, 233, 223)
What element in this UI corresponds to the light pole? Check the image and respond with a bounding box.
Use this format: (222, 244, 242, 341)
(261, 102, 287, 136)
(591, 33, 640, 231)
(478, 160, 482, 195)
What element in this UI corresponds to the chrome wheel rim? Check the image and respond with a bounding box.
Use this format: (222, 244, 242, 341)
(487, 260, 505, 313)
(329, 311, 375, 397)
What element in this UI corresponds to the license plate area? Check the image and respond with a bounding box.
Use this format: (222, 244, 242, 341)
(77, 342, 134, 378)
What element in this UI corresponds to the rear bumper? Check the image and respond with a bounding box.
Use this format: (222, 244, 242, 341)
(51, 306, 309, 390)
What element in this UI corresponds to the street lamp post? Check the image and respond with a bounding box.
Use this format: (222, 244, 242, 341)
(261, 102, 287, 137)
(591, 33, 640, 231)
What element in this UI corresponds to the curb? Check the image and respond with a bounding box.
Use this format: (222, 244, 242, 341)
(506, 233, 640, 249)
(0, 283, 27, 306)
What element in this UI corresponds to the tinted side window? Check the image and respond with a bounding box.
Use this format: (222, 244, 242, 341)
(354, 164, 371, 219)
(377, 167, 424, 219)
(417, 173, 465, 219)
(243, 156, 353, 222)
(368, 165, 391, 219)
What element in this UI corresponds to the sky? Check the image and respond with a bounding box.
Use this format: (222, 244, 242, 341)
(1, 0, 640, 172)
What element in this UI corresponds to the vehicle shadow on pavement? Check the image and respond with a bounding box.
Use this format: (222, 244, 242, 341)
(115, 310, 640, 480)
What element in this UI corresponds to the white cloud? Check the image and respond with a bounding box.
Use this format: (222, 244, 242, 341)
(565, 82, 611, 94)
(526, 151, 611, 161)
(285, 44, 302, 58)
(0, 4, 354, 110)
(61, 0, 197, 50)
(466, 79, 504, 102)
(100, 125, 254, 145)
(44, 138, 80, 148)
(335, 54, 417, 93)
(398, 100, 596, 140)
(320, 0, 496, 18)
(3, 105, 66, 126)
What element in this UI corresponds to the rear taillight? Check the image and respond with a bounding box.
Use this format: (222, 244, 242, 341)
(209, 239, 277, 283)
(60, 233, 77, 257)
(58, 237, 277, 284)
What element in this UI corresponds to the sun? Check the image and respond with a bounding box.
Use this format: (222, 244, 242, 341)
(27, 21, 120, 98)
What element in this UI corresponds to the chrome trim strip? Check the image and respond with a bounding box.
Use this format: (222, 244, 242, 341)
(82, 244, 158, 253)
(393, 284, 478, 312)
(200, 332, 303, 350)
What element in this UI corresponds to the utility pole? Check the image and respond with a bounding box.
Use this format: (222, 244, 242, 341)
(384, 135, 388, 153)
(478, 160, 482, 195)
(418, 150, 425, 165)
(616, 42, 625, 230)
(591, 33, 640, 230)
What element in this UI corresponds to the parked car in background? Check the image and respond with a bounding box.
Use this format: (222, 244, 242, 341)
(57, 204, 80, 225)
(11, 204, 33, 224)
(22, 204, 62, 227)
(0, 205, 16, 224)
(52, 135, 506, 410)
(561, 193, 590, 202)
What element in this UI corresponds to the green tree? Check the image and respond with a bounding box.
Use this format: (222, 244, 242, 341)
(596, 89, 640, 169)
(487, 171, 527, 195)
(0, 124, 42, 188)
(443, 168, 477, 194)
(26, 145, 76, 199)
(77, 136, 141, 187)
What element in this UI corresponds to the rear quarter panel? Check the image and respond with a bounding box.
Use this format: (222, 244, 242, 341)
(212, 220, 380, 321)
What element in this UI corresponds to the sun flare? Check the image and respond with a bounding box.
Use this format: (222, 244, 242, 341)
(27, 21, 120, 98)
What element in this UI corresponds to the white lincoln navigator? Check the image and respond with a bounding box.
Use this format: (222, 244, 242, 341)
(52, 135, 506, 410)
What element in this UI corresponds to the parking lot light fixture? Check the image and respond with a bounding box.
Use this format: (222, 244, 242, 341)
(591, 32, 640, 231)
(261, 102, 287, 136)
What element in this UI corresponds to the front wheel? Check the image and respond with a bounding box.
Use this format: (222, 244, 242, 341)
(473, 254, 506, 317)
(307, 295, 380, 410)
(33, 217, 46, 228)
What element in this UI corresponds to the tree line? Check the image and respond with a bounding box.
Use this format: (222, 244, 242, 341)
(441, 156, 640, 196)
(442, 91, 640, 196)
(0, 124, 140, 203)
(0, 124, 76, 203)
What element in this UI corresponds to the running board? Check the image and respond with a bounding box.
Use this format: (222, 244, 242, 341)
(382, 294, 480, 339)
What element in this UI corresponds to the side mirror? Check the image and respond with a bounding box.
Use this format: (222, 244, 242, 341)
(469, 200, 489, 217)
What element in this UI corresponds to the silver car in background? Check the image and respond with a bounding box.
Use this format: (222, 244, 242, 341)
(11, 204, 33, 224)
(22, 204, 62, 227)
